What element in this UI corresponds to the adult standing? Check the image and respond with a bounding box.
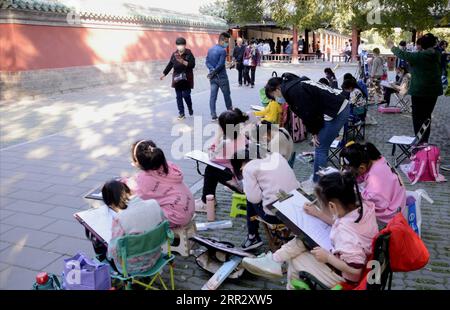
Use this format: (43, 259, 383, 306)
(269, 39, 276, 54)
(388, 33, 443, 143)
(370, 48, 385, 101)
(232, 37, 246, 87)
(396, 41, 409, 71)
(161, 37, 196, 120)
(206, 32, 233, 121)
(276, 37, 282, 54)
(344, 42, 352, 62)
(282, 38, 288, 53)
(243, 40, 261, 88)
(265, 74, 350, 187)
(437, 40, 448, 90)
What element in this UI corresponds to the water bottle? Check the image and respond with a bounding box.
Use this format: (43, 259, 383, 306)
(206, 194, 215, 222)
(32, 272, 59, 290)
(406, 196, 419, 235)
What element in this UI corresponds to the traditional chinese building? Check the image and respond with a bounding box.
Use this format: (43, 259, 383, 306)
(0, 0, 227, 100)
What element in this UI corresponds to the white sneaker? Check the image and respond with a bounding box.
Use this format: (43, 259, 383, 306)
(300, 177, 315, 195)
(194, 199, 207, 213)
(242, 252, 283, 280)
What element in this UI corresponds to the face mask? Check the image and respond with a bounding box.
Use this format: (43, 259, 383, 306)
(177, 45, 185, 52)
(275, 96, 286, 104)
(330, 205, 340, 221)
(223, 42, 229, 48)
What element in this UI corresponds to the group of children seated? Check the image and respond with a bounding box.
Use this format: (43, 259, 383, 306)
(241, 140, 407, 289)
(88, 140, 195, 274)
(86, 69, 408, 288)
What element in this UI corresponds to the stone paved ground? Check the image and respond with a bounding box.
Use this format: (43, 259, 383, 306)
(0, 62, 449, 290)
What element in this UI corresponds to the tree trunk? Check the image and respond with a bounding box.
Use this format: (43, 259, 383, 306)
(292, 26, 299, 64)
(351, 25, 359, 62)
(411, 29, 417, 43)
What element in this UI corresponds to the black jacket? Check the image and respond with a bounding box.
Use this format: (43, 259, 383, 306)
(163, 49, 196, 89)
(280, 73, 348, 135)
(232, 45, 246, 63)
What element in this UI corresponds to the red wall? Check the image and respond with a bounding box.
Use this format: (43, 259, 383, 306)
(0, 23, 219, 72)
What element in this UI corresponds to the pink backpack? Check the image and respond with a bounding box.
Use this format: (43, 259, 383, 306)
(280, 104, 306, 143)
(407, 145, 446, 184)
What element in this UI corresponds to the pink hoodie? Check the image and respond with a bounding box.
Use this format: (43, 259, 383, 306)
(359, 157, 406, 224)
(210, 134, 248, 172)
(330, 201, 379, 283)
(126, 162, 194, 228)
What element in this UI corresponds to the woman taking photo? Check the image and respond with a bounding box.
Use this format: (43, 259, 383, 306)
(161, 37, 196, 120)
(265, 74, 349, 189)
(388, 33, 443, 143)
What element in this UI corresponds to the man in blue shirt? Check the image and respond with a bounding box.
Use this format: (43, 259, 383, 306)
(206, 32, 233, 121)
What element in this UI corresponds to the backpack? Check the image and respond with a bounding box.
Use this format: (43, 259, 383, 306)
(381, 213, 430, 272)
(407, 145, 446, 185)
(350, 213, 429, 290)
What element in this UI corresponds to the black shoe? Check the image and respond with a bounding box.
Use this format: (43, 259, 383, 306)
(177, 114, 185, 120)
(188, 109, 194, 116)
(251, 85, 255, 88)
(211, 116, 218, 122)
(241, 235, 263, 251)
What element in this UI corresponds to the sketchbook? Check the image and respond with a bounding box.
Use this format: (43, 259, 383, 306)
(272, 190, 332, 251)
(74, 205, 115, 244)
(388, 135, 415, 145)
(184, 150, 227, 171)
(380, 80, 396, 89)
(250, 105, 264, 111)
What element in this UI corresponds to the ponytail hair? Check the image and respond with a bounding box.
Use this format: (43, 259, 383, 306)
(339, 142, 381, 170)
(218, 108, 249, 140)
(265, 77, 283, 100)
(324, 67, 336, 79)
(132, 140, 169, 174)
(315, 172, 364, 223)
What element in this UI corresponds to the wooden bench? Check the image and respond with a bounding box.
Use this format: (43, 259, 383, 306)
(331, 54, 347, 63)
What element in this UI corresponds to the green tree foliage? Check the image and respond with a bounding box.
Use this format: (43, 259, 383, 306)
(379, 0, 449, 31)
(227, 0, 265, 24)
(267, 0, 333, 29)
(199, 0, 232, 23)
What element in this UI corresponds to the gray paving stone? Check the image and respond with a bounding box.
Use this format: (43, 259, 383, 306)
(0, 209, 15, 220)
(42, 206, 79, 220)
(0, 266, 39, 290)
(42, 219, 86, 239)
(3, 200, 56, 215)
(0, 245, 61, 271)
(0, 223, 14, 234)
(42, 184, 93, 197)
(43, 236, 95, 257)
(0, 197, 15, 209)
(43, 194, 86, 209)
(0, 227, 58, 248)
(7, 190, 54, 203)
(0, 262, 9, 272)
(6, 179, 54, 192)
(0, 241, 11, 252)
(2, 213, 56, 230)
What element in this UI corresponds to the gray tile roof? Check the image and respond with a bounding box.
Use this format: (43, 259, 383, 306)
(0, 0, 228, 29)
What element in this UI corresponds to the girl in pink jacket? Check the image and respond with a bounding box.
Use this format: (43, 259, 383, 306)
(272, 172, 378, 289)
(125, 140, 194, 228)
(339, 142, 406, 224)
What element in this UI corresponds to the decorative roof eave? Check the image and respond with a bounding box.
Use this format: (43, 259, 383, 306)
(0, 0, 228, 30)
